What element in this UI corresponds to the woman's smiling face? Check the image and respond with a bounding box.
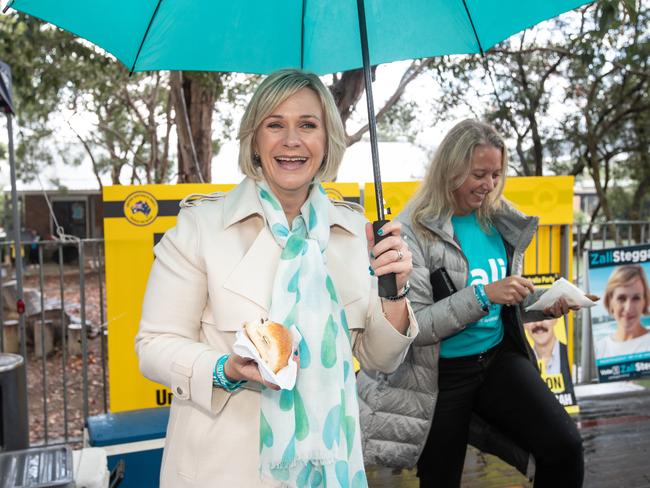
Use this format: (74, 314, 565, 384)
(452, 144, 503, 216)
(254, 88, 326, 204)
(609, 277, 647, 334)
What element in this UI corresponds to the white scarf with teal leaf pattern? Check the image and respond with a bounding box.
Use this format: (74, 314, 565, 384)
(256, 179, 367, 488)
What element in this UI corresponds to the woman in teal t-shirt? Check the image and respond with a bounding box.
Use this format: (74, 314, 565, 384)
(357, 120, 585, 488)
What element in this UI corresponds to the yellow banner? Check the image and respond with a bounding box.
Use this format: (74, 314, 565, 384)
(363, 182, 420, 222)
(104, 184, 234, 412)
(503, 175, 574, 225)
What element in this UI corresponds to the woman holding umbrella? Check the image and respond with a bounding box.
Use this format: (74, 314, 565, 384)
(358, 119, 584, 487)
(136, 69, 417, 488)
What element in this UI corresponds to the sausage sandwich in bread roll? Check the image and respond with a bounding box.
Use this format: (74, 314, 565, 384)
(244, 319, 292, 374)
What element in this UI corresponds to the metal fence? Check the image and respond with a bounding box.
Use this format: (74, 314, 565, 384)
(0, 238, 107, 447)
(0, 220, 648, 446)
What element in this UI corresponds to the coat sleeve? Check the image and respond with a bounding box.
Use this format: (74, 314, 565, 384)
(351, 283, 418, 374)
(401, 221, 487, 347)
(135, 208, 230, 415)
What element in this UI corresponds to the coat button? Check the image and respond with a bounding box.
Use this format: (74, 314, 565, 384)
(176, 386, 183, 395)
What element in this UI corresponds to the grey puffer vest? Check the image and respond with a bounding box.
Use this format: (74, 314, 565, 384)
(358, 202, 548, 476)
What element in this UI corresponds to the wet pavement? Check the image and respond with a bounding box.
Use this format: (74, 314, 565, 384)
(366, 383, 650, 487)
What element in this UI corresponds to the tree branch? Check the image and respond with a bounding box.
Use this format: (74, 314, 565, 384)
(345, 59, 434, 146)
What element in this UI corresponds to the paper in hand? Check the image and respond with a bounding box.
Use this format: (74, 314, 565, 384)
(232, 325, 302, 390)
(525, 277, 599, 312)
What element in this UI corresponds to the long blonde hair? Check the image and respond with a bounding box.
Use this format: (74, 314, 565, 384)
(238, 69, 346, 182)
(410, 119, 508, 239)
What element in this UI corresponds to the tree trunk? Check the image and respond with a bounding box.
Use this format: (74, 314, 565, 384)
(171, 71, 215, 183)
(330, 69, 370, 127)
(529, 115, 544, 176)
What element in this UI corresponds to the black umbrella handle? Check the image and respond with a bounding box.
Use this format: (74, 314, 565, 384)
(373, 220, 398, 298)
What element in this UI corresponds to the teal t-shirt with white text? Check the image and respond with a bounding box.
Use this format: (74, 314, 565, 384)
(440, 212, 506, 358)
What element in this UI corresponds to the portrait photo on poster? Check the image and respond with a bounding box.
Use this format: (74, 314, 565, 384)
(587, 244, 650, 382)
(524, 274, 578, 411)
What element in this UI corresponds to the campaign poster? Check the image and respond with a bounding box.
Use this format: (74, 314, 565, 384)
(524, 274, 578, 414)
(587, 244, 650, 382)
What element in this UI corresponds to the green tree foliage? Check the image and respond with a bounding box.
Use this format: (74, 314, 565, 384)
(425, 0, 649, 220)
(0, 13, 248, 185)
(560, 0, 649, 222)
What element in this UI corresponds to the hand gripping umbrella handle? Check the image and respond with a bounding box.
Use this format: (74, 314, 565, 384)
(373, 220, 398, 298)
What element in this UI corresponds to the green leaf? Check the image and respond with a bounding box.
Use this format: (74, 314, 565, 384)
(351, 470, 368, 488)
(281, 235, 306, 260)
(272, 223, 289, 237)
(310, 469, 323, 487)
(294, 390, 309, 441)
(271, 467, 290, 481)
(335, 461, 350, 488)
(299, 338, 311, 369)
(279, 389, 294, 411)
(308, 203, 317, 231)
(343, 416, 356, 458)
(321, 315, 338, 368)
(297, 463, 313, 488)
(259, 411, 274, 451)
(340, 310, 351, 342)
(288, 270, 300, 292)
(260, 188, 282, 211)
(281, 435, 296, 466)
(326, 275, 338, 303)
(322, 404, 341, 449)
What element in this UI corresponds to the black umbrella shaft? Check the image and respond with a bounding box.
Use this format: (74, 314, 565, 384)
(356, 0, 384, 221)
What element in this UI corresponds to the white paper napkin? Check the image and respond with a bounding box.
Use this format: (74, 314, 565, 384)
(232, 326, 302, 390)
(525, 277, 598, 311)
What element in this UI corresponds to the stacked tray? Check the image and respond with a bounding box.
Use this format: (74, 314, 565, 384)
(0, 445, 73, 488)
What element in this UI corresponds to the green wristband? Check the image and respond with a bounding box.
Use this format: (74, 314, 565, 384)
(213, 354, 246, 392)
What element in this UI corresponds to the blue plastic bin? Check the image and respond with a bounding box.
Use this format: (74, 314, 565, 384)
(85, 407, 169, 488)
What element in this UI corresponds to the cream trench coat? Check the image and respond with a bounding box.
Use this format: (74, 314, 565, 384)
(136, 177, 418, 488)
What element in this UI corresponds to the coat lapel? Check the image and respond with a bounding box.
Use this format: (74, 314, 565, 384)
(222, 224, 279, 312)
(220, 178, 364, 312)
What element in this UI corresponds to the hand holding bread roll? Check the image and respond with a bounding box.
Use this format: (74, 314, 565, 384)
(244, 319, 293, 374)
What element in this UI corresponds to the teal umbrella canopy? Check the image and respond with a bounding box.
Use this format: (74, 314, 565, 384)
(6, 0, 593, 75)
(5, 0, 593, 296)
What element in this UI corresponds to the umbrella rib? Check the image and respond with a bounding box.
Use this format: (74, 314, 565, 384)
(2, 1, 15, 14)
(300, 0, 306, 68)
(461, 0, 484, 56)
(129, 0, 164, 74)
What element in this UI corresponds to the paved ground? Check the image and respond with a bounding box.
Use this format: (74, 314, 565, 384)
(366, 382, 650, 487)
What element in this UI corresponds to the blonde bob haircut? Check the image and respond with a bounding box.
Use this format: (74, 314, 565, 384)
(238, 69, 346, 182)
(603, 265, 650, 315)
(409, 119, 508, 240)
